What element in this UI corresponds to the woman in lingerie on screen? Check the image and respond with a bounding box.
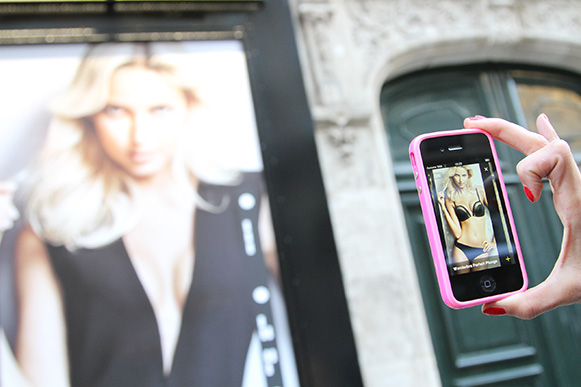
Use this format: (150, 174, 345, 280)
(11, 42, 286, 387)
(437, 165, 498, 274)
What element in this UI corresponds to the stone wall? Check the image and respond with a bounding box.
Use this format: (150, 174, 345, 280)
(288, 0, 581, 385)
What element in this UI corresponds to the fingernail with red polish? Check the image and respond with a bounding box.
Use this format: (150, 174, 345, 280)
(523, 186, 534, 202)
(483, 306, 506, 316)
(468, 115, 486, 121)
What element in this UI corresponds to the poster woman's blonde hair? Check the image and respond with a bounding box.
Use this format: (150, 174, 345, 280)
(24, 42, 238, 250)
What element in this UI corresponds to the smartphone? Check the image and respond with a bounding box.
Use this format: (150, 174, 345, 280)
(409, 128, 527, 309)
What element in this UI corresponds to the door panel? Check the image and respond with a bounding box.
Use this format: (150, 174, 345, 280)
(400, 192, 551, 387)
(509, 70, 581, 385)
(381, 65, 581, 386)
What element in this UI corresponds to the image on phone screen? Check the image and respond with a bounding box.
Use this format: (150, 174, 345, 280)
(428, 160, 519, 276)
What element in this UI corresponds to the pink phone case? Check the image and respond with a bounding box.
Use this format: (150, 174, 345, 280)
(409, 128, 528, 309)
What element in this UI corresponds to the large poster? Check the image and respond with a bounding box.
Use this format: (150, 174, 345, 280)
(0, 40, 298, 387)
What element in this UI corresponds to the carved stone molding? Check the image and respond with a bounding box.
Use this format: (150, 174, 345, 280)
(313, 112, 386, 192)
(346, 0, 581, 76)
(317, 113, 369, 163)
(295, 0, 581, 116)
(297, 2, 341, 108)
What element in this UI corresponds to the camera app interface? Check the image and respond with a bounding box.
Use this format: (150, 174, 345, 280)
(426, 159, 518, 276)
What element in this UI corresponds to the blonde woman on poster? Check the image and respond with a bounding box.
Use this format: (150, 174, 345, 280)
(1, 42, 295, 387)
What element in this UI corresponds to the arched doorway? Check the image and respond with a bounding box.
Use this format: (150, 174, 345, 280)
(381, 65, 581, 386)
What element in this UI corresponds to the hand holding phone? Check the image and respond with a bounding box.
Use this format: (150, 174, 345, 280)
(464, 115, 581, 319)
(409, 128, 527, 309)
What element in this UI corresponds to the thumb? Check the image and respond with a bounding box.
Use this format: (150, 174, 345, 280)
(481, 286, 547, 319)
(481, 272, 574, 319)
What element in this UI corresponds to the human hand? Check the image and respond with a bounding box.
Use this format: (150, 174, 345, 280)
(482, 240, 495, 254)
(0, 180, 19, 244)
(464, 114, 581, 319)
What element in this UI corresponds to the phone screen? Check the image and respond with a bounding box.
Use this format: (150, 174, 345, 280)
(419, 132, 524, 301)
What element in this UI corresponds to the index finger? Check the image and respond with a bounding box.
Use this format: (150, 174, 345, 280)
(464, 117, 548, 156)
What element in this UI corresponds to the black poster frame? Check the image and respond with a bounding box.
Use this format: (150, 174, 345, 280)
(0, 1, 363, 386)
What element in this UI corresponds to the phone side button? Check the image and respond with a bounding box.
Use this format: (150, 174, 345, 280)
(414, 171, 419, 179)
(417, 186, 421, 194)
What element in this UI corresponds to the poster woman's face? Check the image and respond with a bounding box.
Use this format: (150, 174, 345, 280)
(452, 167, 469, 188)
(92, 65, 190, 180)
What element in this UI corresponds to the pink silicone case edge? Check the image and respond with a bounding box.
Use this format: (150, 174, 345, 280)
(409, 128, 528, 309)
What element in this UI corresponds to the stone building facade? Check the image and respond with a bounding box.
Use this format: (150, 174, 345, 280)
(288, 0, 581, 385)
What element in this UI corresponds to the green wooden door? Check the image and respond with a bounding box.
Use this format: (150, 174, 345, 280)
(380, 65, 581, 387)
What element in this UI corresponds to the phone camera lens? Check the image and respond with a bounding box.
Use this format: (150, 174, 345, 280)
(440, 148, 445, 152)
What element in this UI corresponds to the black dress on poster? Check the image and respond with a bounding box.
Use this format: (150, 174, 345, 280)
(46, 173, 282, 386)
